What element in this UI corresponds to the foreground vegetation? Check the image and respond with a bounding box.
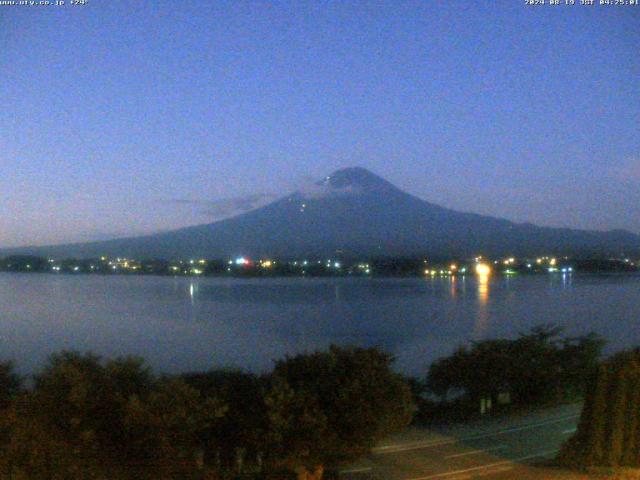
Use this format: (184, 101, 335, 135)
(0, 328, 615, 479)
(559, 348, 640, 470)
(419, 326, 604, 422)
(0, 347, 413, 480)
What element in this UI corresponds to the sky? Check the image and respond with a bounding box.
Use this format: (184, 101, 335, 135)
(1, 0, 638, 248)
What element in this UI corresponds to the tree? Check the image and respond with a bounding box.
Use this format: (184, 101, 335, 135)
(559, 348, 640, 468)
(621, 359, 640, 465)
(182, 369, 267, 472)
(264, 345, 414, 480)
(123, 377, 226, 479)
(0, 361, 21, 451)
(264, 376, 328, 480)
(0, 346, 412, 480)
(0, 362, 21, 410)
(558, 332, 606, 397)
(0, 351, 226, 479)
(2, 351, 108, 479)
(426, 326, 604, 410)
(605, 364, 629, 465)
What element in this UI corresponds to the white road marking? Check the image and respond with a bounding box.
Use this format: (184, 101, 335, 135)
(403, 449, 558, 480)
(374, 438, 455, 454)
(562, 428, 576, 434)
(444, 445, 507, 459)
(339, 467, 372, 474)
(374, 414, 578, 454)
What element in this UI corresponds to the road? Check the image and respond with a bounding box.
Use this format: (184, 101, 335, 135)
(339, 403, 586, 480)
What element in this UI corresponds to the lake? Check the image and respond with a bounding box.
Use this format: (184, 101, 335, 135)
(0, 273, 638, 377)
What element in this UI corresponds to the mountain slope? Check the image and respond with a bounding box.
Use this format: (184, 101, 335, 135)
(4, 167, 639, 259)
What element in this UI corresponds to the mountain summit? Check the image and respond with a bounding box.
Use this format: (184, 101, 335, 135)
(4, 167, 640, 259)
(323, 167, 397, 192)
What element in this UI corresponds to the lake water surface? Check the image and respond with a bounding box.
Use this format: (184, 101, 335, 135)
(0, 273, 638, 377)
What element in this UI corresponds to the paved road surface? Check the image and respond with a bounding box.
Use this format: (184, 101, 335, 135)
(340, 403, 583, 480)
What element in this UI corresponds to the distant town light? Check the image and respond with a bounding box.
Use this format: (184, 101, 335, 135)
(475, 263, 491, 276)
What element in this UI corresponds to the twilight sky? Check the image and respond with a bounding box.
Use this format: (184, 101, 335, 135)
(1, 1, 638, 248)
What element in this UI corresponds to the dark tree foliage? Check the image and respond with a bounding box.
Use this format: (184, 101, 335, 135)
(369, 257, 426, 276)
(0, 346, 413, 480)
(182, 369, 268, 470)
(0, 362, 21, 410)
(426, 326, 604, 408)
(0, 361, 21, 462)
(0, 256, 49, 272)
(559, 348, 640, 468)
(265, 345, 414, 479)
(0, 351, 225, 480)
(573, 258, 638, 273)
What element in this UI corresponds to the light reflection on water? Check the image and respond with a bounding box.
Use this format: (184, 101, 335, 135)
(0, 273, 638, 377)
(474, 274, 490, 338)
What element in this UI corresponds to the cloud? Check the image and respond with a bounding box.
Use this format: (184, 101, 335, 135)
(171, 194, 278, 219)
(169, 175, 364, 219)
